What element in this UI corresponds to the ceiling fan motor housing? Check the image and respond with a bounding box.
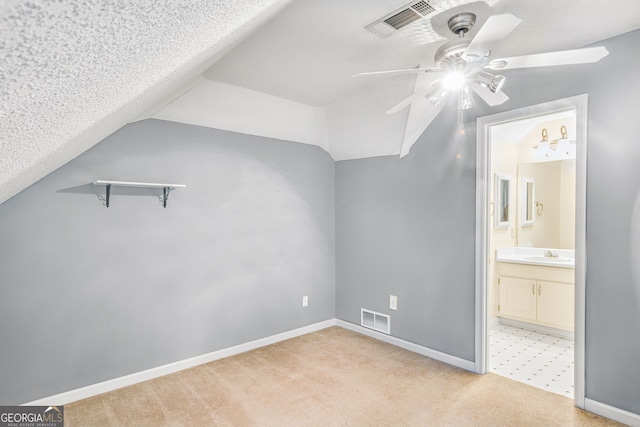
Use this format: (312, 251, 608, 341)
(435, 12, 477, 68)
(434, 39, 471, 68)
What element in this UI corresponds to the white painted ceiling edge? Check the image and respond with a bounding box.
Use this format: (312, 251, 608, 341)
(153, 76, 414, 161)
(0, 0, 292, 205)
(152, 80, 331, 154)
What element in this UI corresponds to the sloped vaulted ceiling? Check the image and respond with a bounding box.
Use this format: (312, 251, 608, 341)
(164, 0, 640, 160)
(0, 0, 291, 205)
(3, 0, 640, 204)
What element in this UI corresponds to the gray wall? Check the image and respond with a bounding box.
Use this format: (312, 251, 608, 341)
(336, 29, 640, 414)
(0, 119, 335, 404)
(336, 111, 477, 360)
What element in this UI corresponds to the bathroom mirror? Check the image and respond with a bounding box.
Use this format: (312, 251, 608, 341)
(521, 177, 535, 227)
(494, 174, 511, 228)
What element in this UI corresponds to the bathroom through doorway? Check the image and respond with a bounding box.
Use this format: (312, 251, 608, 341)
(475, 95, 588, 408)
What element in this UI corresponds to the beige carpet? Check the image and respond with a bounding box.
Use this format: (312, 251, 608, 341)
(65, 327, 624, 426)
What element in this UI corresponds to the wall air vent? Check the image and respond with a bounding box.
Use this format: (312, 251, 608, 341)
(361, 308, 391, 334)
(366, 0, 440, 39)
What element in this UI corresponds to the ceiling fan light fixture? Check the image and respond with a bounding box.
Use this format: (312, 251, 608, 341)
(475, 71, 506, 93)
(442, 71, 466, 91)
(426, 88, 447, 105)
(458, 84, 475, 110)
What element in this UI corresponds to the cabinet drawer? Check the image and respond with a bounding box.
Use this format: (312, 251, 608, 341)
(498, 262, 574, 284)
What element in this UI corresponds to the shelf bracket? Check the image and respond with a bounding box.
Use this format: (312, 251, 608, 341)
(106, 184, 111, 208)
(162, 187, 169, 208)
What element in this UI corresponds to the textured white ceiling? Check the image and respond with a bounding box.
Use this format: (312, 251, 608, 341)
(3, 0, 640, 204)
(203, 0, 496, 106)
(205, 0, 640, 106)
(0, 0, 291, 204)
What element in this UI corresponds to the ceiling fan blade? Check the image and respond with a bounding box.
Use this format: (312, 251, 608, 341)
(352, 68, 442, 78)
(487, 46, 609, 71)
(399, 100, 446, 158)
(462, 14, 522, 61)
(386, 79, 442, 115)
(470, 82, 509, 106)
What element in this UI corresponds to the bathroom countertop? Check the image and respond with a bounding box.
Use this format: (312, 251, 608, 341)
(496, 247, 575, 269)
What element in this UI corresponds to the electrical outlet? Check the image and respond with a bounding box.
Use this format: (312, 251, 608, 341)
(302, 296, 308, 307)
(390, 295, 397, 311)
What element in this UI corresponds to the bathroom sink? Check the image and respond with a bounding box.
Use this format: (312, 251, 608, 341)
(523, 256, 572, 263)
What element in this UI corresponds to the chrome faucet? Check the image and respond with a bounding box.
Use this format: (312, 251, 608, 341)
(545, 250, 559, 258)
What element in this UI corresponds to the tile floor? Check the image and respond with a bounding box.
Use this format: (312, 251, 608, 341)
(490, 323, 574, 398)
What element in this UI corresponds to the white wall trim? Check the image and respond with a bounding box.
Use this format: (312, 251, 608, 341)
(336, 319, 476, 372)
(23, 318, 476, 406)
(152, 80, 332, 156)
(23, 319, 337, 406)
(585, 398, 640, 427)
(22, 317, 638, 427)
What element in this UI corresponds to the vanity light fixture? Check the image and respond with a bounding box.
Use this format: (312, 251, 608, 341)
(535, 128, 553, 159)
(534, 126, 575, 160)
(555, 125, 575, 157)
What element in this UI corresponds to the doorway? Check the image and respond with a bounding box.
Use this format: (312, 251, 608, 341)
(489, 109, 576, 397)
(474, 95, 588, 408)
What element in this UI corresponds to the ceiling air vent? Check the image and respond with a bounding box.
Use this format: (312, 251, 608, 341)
(411, 0, 437, 16)
(366, 0, 439, 38)
(384, 8, 422, 30)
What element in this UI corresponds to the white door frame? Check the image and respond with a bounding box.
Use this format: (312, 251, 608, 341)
(474, 94, 588, 408)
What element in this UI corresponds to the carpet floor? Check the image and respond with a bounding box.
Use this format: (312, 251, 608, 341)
(65, 326, 623, 426)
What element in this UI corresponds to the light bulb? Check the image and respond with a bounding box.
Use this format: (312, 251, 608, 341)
(458, 85, 475, 110)
(442, 72, 466, 91)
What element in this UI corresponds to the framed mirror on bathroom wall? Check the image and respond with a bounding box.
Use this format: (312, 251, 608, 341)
(521, 177, 535, 227)
(494, 174, 511, 228)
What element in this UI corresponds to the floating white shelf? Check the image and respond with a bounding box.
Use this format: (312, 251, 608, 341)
(93, 180, 186, 208)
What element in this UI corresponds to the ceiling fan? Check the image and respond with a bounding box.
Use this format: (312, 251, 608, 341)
(354, 11, 608, 156)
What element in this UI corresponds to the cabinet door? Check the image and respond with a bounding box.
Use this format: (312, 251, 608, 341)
(499, 277, 537, 322)
(537, 281, 574, 330)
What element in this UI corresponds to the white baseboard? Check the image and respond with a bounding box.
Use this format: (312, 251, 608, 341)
(498, 318, 574, 340)
(29, 317, 611, 416)
(335, 319, 476, 372)
(488, 317, 501, 329)
(585, 398, 640, 427)
(23, 319, 337, 406)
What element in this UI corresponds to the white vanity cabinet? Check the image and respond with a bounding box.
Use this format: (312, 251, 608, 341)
(497, 262, 574, 331)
